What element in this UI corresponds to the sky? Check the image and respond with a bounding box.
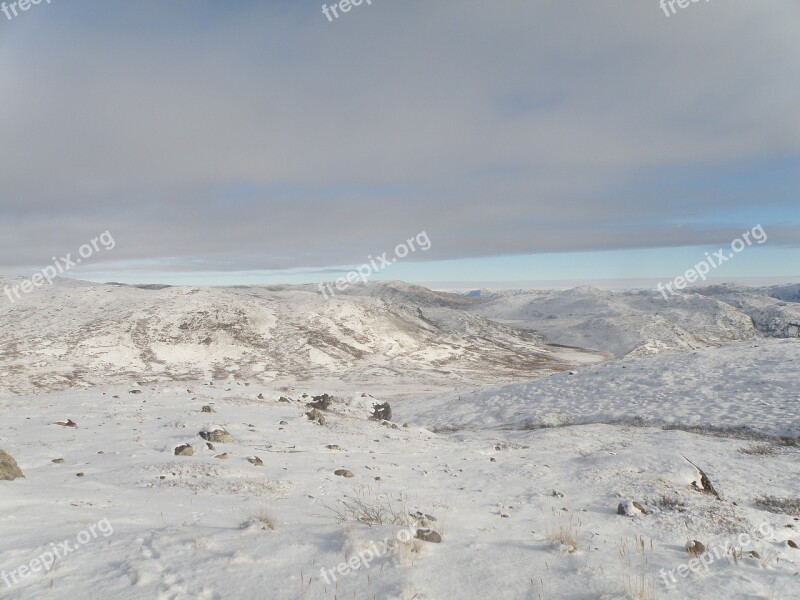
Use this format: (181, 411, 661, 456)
(1, 0, 798, 288)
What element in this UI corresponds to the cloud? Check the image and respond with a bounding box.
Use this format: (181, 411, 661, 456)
(1, 0, 798, 272)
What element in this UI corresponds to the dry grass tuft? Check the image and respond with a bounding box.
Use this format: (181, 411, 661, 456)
(325, 487, 412, 527)
(739, 443, 778, 456)
(755, 495, 800, 516)
(544, 510, 580, 552)
(242, 505, 277, 530)
(619, 536, 658, 600)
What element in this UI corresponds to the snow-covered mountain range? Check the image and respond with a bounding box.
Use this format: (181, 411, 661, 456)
(0, 278, 600, 397)
(464, 283, 800, 357)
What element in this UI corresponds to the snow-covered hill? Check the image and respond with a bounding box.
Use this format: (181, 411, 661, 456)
(0, 278, 601, 397)
(403, 338, 800, 438)
(465, 284, 800, 357)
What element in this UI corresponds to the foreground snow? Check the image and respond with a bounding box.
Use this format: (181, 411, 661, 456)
(1, 341, 799, 599)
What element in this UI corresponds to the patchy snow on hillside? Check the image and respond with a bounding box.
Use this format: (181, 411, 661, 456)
(0, 279, 602, 397)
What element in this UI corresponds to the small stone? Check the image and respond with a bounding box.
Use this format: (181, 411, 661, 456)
(129, 390, 142, 394)
(257, 393, 264, 400)
(279, 421, 289, 425)
(306, 409, 326, 426)
(307, 394, 332, 411)
(686, 540, 706, 556)
(247, 456, 264, 466)
(215, 453, 229, 460)
(206, 442, 215, 451)
(327, 445, 340, 450)
(199, 428, 235, 444)
(201, 405, 215, 413)
(279, 397, 291, 403)
(416, 529, 442, 543)
(748, 550, 761, 559)
(76, 472, 85, 477)
(370, 402, 392, 421)
(788, 540, 798, 549)
(617, 501, 647, 516)
(490, 457, 496, 462)
(174, 444, 194, 457)
(52, 458, 65, 464)
(334, 469, 354, 478)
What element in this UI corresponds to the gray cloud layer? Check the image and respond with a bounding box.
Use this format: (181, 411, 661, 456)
(1, 0, 798, 271)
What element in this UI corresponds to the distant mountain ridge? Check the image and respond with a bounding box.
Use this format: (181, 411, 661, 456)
(0, 278, 598, 396)
(465, 283, 800, 357)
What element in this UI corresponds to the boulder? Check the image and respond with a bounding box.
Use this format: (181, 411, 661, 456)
(174, 444, 194, 456)
(370, 402, 392, 421)
(617, 501, 648, 516)
(686, 540, 706, 556)
(306, 409, 326, 425)
(416, 529, 442, 543)
(199, 428, 235, 444)
(306, 394, 332, 411)
(0, 450, 24, 481)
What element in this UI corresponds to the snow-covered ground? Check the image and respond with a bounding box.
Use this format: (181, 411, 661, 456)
(404, 339, 800, 438)
(1, 280, 799, 599)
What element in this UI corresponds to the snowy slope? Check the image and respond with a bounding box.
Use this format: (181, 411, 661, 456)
(402, 338, 800, 438)
(466, 284, 800, 357)
(1, 367, 798, 599)
(0, 279, 602, 397)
